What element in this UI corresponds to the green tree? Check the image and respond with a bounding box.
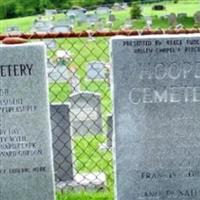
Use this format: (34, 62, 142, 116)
(130, 1, 142, 19)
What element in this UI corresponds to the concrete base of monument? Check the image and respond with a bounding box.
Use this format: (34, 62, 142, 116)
(56, 172, 106, 191)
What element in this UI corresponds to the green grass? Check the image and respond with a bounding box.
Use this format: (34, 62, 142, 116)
(57, 191, 113, 200)
(0, 0, 200, 33)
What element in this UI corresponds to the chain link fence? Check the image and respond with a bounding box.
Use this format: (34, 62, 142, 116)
(42, 35, 114, 194)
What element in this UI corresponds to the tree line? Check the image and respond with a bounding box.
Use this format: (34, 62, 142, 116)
(0, 0, 170, 19)
(0, 0, 129, 19)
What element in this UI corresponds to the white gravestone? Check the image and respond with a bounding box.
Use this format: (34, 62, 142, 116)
(0, 43, 55, 199)
(87, 61, 105, 80)
(70, 92, 102, 135)
(112, 35, 200, 200)
(48, 63, 68, 83)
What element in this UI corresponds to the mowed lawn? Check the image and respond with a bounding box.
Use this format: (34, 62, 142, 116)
(0, 0, 200, 33)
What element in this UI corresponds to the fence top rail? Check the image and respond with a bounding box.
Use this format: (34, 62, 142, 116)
(1, 29, 200, 40)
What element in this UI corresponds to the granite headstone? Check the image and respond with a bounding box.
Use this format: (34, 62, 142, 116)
(50, 103, 74, 182)
(47, 63, 68, 83)
(0, 43, 55, 199)
(70, 92, 102, 135)
(111, 35, 200, 200)
(87, 61, 105, 80)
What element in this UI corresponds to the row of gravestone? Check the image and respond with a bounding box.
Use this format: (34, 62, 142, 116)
(47, 60, 110, 85)
(45, 3, 128, 17)
(51, 103, 113, 185)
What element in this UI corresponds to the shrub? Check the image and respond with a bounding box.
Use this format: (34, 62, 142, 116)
(130, 1, 142, 19)
(152, 5, 166, 11)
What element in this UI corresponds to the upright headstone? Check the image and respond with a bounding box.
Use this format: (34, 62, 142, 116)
(31, 21, 52, 32)
(87, 61, 105, 80)
(51, 25, 72, 33)
(45, 9, 57, 16)
(70, 92, 102, 135)
(87, 14, 99, 23)
(47, 63, 68, 83)
(0, 43, 55, 199)
(96, 6, 111, 15)
(50, 103, 74, 182)
(6, 26, 21, 35)
(168, 13, 177, 27)
(111, 35, 200, 200)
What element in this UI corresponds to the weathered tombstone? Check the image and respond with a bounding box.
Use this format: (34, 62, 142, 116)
(87, 14, 99, 23)
(194, 11, 200, 25)
(51, 25, 72, 33)
(111, 35, 200, 200)
(66, 8, 86, 18)
(96, 6, 111, 15)
(112, 3, 123, 11)
(50, 103, 74, 182)
(121, 2, 128, 9)
(0, 43, 55, 199)
(87, 61, 105, 80)
(70, 92, 102, 135)
(77, 12, 87, 23)
(6, 26, 21, 35)
(31, 21, 52, 32)
(47, 63, 68, 83)
(45, 9, 57, 16)
(168, 13, 177, 27)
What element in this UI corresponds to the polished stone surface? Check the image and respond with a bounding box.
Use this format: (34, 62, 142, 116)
(0, 43, 55, 200)
(50, 103, 74, 182)
(111, 35, 200, 200)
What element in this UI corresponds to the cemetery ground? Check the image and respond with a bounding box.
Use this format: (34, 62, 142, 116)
(1, 0, 200, 33)
(56, 134, 113, 200)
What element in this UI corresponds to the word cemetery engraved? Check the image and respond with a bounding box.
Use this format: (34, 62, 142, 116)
(111, 35, 200, 200)
(0, 43, 55, 200)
